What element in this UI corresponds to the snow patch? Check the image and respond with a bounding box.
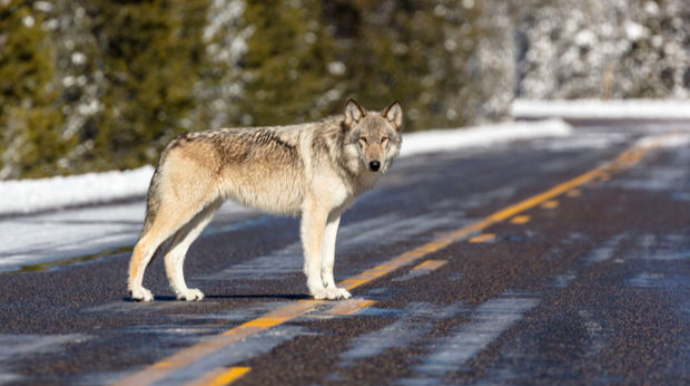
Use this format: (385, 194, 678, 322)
(575, 30, 597, 46)
(400, 119, 572, 157)
(512, 99, 690, 120)
(635, 132, 690, 148)
(624, 21, 648, 41)
(0, 166, 154, 216)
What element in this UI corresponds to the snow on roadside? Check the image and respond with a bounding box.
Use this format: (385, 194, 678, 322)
(0, 166, 155, 216)
(400, 119, 571, 157)
(0, 119, 572, 216)
(635, 132, 690, 149)
(512, 99, 690, 120)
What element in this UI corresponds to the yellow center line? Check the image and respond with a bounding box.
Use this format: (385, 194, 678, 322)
(327, 299, 377, 316)
(566, 189, 581, 197)
(242, 317, 290, 328)
(182, 366, 251, 386)
(510, 215, 531, 224)
(412, 259, 448, 271)
(111, 301, 316, 386)
(152, 361, 175, 369)
(541, 200, 559, 209)
(469, 233, 496, 243)
(111, 135, 666, 386)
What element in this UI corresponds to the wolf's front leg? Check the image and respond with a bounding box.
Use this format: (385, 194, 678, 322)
(301, 200, 332, 300)
(321, 214, 352, 299)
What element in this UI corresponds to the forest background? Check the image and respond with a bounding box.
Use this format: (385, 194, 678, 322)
(1, 0, 688, 179)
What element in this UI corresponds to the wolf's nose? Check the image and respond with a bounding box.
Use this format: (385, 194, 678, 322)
(369, 160, 381, 171)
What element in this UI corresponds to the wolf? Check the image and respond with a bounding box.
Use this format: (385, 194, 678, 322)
(127, 99, 403, 302)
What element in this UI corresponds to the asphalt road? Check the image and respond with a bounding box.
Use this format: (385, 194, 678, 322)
(2, 121, 690, 386)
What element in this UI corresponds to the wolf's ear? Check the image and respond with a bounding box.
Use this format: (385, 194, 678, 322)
(383, 101, 403, 131)
(344, 99, 365, 127)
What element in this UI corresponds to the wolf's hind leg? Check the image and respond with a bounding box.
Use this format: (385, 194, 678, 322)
(164, 200, 222, 301)
(129, 205, 201, 301)
(128, 191, 216, 301)
(321, 214, 351, 300)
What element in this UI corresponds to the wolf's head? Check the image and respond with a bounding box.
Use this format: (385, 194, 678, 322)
(342, 99, 403, 175)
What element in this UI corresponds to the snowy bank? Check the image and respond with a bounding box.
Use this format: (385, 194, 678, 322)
(0, 166, 155, 216)
(400, 119, 571, 157)
(0, 119, 572, 216)
(512, 99, 690, 120)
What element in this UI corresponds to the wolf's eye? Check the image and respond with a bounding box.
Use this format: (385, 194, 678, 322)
(381, 136, 389, 145)
(358, 137, 368, 146)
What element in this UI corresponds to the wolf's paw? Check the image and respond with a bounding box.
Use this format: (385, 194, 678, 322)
(311, 287, 329, 300)
(315, 287, 352, 300)
(178, 288, 204, 301)
(130, 287, 154, 302)
(329, 287, 352, 300)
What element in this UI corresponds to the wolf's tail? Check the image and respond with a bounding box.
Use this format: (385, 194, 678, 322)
(139, 145, 173, 240)
(140, 169, 162, 239)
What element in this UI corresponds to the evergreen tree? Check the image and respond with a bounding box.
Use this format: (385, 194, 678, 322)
(0, 0, 69, 179)
(476, 0, 515, 121)
(325, 0, 487, 131)
(49, 0, 101, 175)
(90, 0, 211, 170)
(193, 0, 247, 130)
(238, 0, 338, 127)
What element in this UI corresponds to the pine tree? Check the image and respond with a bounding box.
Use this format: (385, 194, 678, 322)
(193, 0, 247, 130)
(48, 0, 101, 175)
(0, 0, 69, 179)
(324, 0, 487, 131)
(476, 0, 515, 121)
(90, 0, 211, 170)
(238, 0, 339, 127)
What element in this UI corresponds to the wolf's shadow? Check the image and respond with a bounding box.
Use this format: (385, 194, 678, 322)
(122, 293, 310, 302)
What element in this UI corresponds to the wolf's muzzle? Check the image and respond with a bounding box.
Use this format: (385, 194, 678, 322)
(369, 160, 381, 172)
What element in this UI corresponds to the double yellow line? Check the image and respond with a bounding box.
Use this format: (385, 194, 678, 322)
(112, 134, 665, 386)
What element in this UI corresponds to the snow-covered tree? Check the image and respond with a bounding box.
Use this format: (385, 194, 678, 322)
(48, 0, 101, 174)
(476, 0, 515, 121)
(516, 0, 690, 99)
(194, 0, 248, 129)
